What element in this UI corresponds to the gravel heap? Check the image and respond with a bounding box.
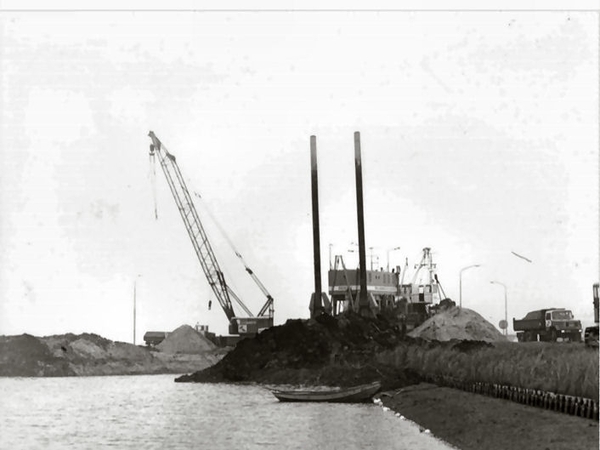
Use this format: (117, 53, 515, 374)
(157, 325, 216, 354)
(408, 307, 506, 342)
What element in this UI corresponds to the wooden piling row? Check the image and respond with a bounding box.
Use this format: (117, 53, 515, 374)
(424, 374, 598, 421)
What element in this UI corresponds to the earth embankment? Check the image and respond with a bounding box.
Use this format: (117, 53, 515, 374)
(176, 312, 419, 388)
(177, 308, 597, 405)
(0, 325, 225, 377)
(176, 309, 510, 390)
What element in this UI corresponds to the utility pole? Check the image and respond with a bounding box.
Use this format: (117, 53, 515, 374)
(133, 274, 142, 345)
(490, 281, 508, 336)
(133, 280, 137, 345)
(387, 246, 401, 272)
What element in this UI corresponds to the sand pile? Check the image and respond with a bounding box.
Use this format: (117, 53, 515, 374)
(408, 307, 506, 342)
(157, 325, 216, 354)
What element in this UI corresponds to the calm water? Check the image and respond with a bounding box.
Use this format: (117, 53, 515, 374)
(0, 375, 454, 449)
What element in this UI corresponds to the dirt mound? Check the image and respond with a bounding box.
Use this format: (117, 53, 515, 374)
(177, 312, 421, 389)
(69, 338, 108, 359)
(107, 341, 155, 361)
(44, 333, 112, 358)
(0, 331, 225, 377)
(408, 307, 506, 342)
(0, 334, 72, 376)
(157, 325, 216, 354)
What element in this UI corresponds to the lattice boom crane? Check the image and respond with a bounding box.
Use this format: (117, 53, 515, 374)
(148, 131, 273, 335)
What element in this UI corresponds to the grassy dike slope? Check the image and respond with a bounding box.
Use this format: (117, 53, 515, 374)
(377, 340, 598, 399)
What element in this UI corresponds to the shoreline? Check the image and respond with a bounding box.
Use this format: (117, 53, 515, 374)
(379, 383, 598, 450)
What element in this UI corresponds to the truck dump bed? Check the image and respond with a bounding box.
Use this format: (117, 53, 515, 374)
(513, 309, 546, 331)
(513, 318, 543, 331)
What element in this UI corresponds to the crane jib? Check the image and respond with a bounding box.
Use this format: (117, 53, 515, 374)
(147, 131, 274, 335)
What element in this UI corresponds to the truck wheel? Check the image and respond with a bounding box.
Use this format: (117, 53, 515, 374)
(549, 328, 557, 342)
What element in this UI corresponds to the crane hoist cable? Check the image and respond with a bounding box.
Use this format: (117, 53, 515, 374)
(147, 131, 273, 336)
(193, 192, 275, 316)
(148, 131, 243, 326)
(434, 274, 448, 300)
(149, 149, 158, 220)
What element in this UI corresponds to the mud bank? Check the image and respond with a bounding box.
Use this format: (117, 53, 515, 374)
(176, 312, 422, 389)
(379, 383, 599, 450)
(177, 310, 596, 396)
(176, 311, 506, 390)
(0, 327, 225, 377)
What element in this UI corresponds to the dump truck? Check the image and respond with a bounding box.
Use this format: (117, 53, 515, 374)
(513, 308, 582, 342)
(584, 283, 599, 347)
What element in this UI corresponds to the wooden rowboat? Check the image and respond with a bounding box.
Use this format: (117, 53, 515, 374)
(271, 381, 381, 403)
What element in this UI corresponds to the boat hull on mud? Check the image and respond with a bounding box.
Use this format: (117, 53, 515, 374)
(272, 381, 381, 403)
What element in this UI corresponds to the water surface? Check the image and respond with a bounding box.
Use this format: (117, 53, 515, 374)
(0, 375, 454, 449)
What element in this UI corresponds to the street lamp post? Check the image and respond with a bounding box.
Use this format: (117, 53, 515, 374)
(133, 280, 137, 345)
(368, 247, 378, 271)
(386, 246, 401, 272)
(490, 281, 508, 336)
(459, 264, 480, 308)
(133, 274, 142, 345)
(347, 242, 358, 268)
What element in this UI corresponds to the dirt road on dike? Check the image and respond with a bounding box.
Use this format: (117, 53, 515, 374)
(380, 383, 598, 450)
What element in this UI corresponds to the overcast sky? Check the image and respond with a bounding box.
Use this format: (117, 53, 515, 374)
(1, 6, 598, 341)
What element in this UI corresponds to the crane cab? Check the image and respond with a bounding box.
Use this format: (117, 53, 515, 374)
(231, 317, 274, 336)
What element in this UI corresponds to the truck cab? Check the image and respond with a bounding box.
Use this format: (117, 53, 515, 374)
(544, 309, 581, 342)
